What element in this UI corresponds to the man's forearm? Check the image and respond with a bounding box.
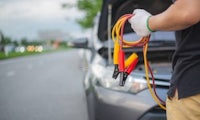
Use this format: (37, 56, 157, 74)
(149, 0, 200, 31)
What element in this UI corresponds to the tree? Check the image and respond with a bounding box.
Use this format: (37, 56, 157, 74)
(62, 0, 102, 29)
(0, 31, 4, 43)
(13, 40, 19, 46)
(21, 38, 28, 46)
(77, 0, 102, 28)
(1, 36, 12, 45)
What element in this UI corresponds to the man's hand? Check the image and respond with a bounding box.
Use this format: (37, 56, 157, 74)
(128, 9, 152, 37)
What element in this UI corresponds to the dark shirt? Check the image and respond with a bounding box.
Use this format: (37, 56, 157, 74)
(167, 22, 200, 99)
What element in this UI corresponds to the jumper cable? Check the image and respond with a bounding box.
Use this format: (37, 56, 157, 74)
(111, 14, 166, 110)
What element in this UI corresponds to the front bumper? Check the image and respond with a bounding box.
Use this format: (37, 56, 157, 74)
(91, 86, 167, 120)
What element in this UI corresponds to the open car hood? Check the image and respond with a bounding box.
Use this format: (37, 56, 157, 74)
(98, 0, 173, 41)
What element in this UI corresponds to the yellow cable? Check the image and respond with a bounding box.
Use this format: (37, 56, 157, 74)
(143, 42, 166, 110)
(112, 14, 166, 110)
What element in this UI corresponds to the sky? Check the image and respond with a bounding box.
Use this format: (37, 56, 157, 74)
(0, 0, 88, 41)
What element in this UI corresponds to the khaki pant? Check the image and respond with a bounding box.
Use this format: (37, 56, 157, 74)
(166, 90, 200, 120)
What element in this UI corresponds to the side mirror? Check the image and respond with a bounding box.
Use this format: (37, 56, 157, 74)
(68, 37, 89, 49)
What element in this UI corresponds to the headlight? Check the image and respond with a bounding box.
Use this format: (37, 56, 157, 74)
(99, 75, 147, 94)
(92, 64, 147, 94)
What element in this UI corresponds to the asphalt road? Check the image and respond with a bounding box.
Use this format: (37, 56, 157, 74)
(0, 49, 88, 120)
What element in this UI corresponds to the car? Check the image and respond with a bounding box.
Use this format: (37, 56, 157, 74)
(70, 0, 175, 120)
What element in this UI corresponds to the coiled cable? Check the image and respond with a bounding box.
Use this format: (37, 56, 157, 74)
(111, 14, 166, 110)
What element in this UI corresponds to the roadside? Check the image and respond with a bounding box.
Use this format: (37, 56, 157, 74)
(0, 49, 88, 120)
(0, 47, 70, 60)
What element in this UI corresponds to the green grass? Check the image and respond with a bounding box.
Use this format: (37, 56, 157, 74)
(0, 51, 43, 60)
(0, 47, 70, 60)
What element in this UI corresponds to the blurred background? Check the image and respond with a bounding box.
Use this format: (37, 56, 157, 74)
(0, 0, 101, 57)
(0, 0, 101, 120)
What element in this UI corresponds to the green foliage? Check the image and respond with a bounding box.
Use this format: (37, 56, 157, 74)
(77, 0, 102, 28)
(59, 41, 67, 47)
(0, 51, 38, 60)
(20, 38, 28, 46)
(1, 36, 12, 45)
(13, 40, 19, 46)
(0, 47, 70, 60)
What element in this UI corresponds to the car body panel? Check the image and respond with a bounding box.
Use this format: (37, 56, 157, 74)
(70, 0, 175, 120)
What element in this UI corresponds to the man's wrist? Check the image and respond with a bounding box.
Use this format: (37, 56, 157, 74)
(146, 16, 154, 32)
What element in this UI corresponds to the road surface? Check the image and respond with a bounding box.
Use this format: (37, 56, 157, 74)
(0, 49, 88, 120)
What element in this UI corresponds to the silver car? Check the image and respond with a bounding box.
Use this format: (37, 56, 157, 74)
(70, 0, 174, 120)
